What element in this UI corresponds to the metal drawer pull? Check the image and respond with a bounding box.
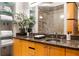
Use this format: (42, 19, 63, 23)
(28, 47, 35, 50)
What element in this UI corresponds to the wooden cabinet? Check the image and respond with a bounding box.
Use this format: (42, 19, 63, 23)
(35, 43, 49, 56)
(66, 48, 79, 56)
(48, 46, 65, 56)
(54, 46, 65, 56)
(67, 20, 74, 32)
(67, 3, 78, 33)
(13, 39, 36, 56)
(67, 3, 77, 19)
(13, 39, 22, 56)
(13, 38, 79, 56)
(48, 46, 55, 56)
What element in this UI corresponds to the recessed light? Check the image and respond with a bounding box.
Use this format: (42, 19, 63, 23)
(60, 15, 64, 19)
(39, 16, 43, 19)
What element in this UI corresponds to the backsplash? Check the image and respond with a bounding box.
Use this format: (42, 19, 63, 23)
(71, 35, 79, 40)
(32, 33, 79, 40)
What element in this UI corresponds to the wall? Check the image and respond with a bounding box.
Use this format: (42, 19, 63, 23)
(13, 2, 30, 36)
(78, 8, 79, 31)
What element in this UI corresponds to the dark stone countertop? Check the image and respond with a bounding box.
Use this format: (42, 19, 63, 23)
(13, 36, 79, 50)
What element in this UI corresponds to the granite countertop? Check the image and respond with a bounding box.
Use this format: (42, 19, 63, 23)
(13, 36, 79, 50)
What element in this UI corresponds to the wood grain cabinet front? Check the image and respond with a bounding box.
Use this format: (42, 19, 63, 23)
(54, 46, 65, 56)
(13, 39, 65, 56)
(48, 45, 55, 56)
(13, 38, 79, 56)
(67, 3, 77, 19)
(66, 48, 79, 56)
(35, 43, 49, 56)
(13, 39, 22, 56)
(21, 40, 28, 56)
(21, 40, 35, 56)
(28, 47, 35, 56)
(27, 41, 35, 56)
(48, 46, 65, 56)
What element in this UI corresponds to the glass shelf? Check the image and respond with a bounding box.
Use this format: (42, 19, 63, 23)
(0, 10, 14, 16)
(0, 2, 15, 7)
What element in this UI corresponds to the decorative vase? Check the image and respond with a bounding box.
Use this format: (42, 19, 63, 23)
(28, 28, 32, 33)
(27, 28, 32, 37)
(20, 28, 25, 33)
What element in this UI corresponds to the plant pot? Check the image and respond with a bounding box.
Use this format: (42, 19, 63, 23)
(28, 28, 32, 33)
(19, 28, 26, 35)
(19, 28, 25, 33)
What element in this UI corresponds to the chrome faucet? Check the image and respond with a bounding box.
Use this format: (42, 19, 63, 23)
(53, 32, 58, 39)
(55, 32, 58, 39)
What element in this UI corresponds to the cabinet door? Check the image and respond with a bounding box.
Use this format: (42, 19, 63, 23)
(49, 46, 65, 56)
(35, 43, 49, 56)
(66, 48, 79, 56)
(49, 46, 55, 56)
(54, 46, 65, 56)
(67, 3, 76, 19)
(28, 47, 35, 56)
(13, 39, 22, 56)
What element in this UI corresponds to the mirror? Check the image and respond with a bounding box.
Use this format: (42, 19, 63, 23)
(30, 2, 64, 34)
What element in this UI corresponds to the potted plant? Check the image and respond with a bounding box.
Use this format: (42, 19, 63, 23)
(14, 13, 35, 35)
(28, 16, 35, 33)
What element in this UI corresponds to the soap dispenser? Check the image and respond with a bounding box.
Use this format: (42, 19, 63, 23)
(66, 32, 71, 40)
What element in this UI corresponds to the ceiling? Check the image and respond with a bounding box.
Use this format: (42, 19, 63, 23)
(30, 2, 65, 7)
(38, 2, 64, 7)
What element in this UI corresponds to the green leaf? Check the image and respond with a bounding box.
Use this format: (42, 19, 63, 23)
(14, 13, 35, 29)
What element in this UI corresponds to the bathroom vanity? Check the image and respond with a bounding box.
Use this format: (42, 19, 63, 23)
(13, 36, 79, 56)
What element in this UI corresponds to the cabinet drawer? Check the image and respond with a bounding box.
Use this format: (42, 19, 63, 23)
(28, 48, 35, 56)
(35, 43, 49, 56)
(27, 41, 35, 48)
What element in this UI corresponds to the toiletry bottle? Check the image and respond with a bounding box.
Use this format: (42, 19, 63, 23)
(27, 32, 29, 37)
(66, 32, 71, 40)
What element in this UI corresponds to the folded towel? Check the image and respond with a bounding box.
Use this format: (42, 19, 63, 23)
(0, 31, 13, 37)
(0, 15, 12, 21)
(1, 39, 13, 46)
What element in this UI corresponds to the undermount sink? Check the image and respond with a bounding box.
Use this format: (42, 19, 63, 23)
(45, 38, 60, 42)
